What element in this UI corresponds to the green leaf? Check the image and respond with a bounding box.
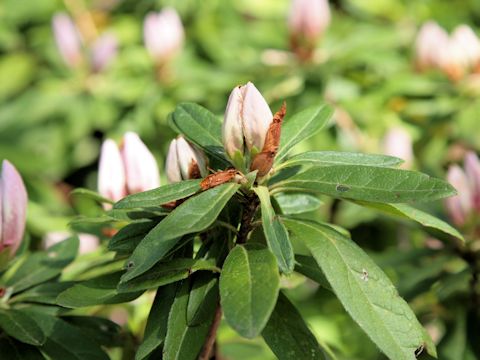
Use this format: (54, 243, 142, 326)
(274, 193, 322, 215)
(56, 272, 143, 308)
(254, 186, 294, 274)
(187, 272, 219, 326)
(354, 201, 464, 241)
(70, 188, 113, 205)
(27, 312, 109, 360)
(163, 281, 214, 360)
(114, 179, 201, 210)
(274, 165, 455, 203)
(278, 151, 403, 170)
(276, 104, 334, 163)
(118, 258, 219, 293)
(0, 337, 44, 360)
(63, 316, 122, 348)
(262, 292, 327, 360)
(136, 284, 178, 360)
(284, 219, 436, 360)
(122, 183, 240, 282)
(294, 255, 331, 291)
(10, 282, 75, 305)
(171, 103, 230, 167)
(0, 309, 45, 346)
(219, 244, 280, 338)
(108, 220, 157, 253)
(5, 237, 79, 293)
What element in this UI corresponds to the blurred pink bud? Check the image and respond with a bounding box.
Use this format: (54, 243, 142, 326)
(465, 151, 480, 211)
(222, 82, 273, 160)
(445, 165, 472, 226)
(121, 132, 160, 194)
(451, 25, 480, 70)
(98, 139, 127, 202)
(52, 13, 83, 68)
(0, 160, 27, 257)
(143, 8, 184, 63)
(382, 127, 414, 169)
(91, 33, 118, 72)
(165, 136, 207, 183)
(44, 232, 99, 255)
(415, 21, 449, 71)
(288, 0, 331, 41)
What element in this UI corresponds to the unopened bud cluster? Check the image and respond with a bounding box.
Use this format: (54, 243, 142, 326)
(445, 152, 480, 227)
(415, 22, 480, 81)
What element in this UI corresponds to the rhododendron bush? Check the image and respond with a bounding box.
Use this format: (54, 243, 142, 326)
(1, 0, 480, 359)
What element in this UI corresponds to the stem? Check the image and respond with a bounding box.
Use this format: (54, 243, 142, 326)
(199, 305, 223, 360)
(236, 192, 260, 244)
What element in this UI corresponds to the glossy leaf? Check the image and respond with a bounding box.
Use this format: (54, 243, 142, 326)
(114, 180, 201, 210)
(10, 282, 75, 305)
(5, 237, 79, 293)
(254, 186, 294, 274)
(284, 219, 436, 360)
(108, 220, 158, 253)
(274, 193, 322, 215)
(354, 201, 464, 241)
(274, 165, 455, 203)
(278, 151, 403, 170)
(63, 316, 122, 348)
(122, 183, 239, 282)
(56, 271, 143, 308)
(118, 258, 219, 293)
(219, 244, 280, 338)
(187, 272, 219, 326)
(0, 309, 45, 346)
(0, 338, 44, 360)
(276, 104, 334, 163)
(262, 292, 326, 360)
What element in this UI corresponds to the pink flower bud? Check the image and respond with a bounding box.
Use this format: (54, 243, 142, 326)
(52, 13, 83, 68)
(166, 136, 207, 183)
(288, 0, 331, 41)
(91, 33, 118, 73)
(451, 25, 480, 70)
(143, 8, 184, 63)
(98, 139, 127, 202)
(415, 21, 449, 70)
(0, 160, 27, 256)
(382, 127, 414, 169)
(121, 132, 160, 194)
(445, 165, 472, 226)
(222, 82, 273, 161)
(465, 151, 480, 211)
(438, 37, 470, 81)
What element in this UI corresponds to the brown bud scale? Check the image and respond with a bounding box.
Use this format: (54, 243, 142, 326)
(200, 169, 239, 190)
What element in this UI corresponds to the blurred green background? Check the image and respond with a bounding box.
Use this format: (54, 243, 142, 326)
(1, 0, 480, 359)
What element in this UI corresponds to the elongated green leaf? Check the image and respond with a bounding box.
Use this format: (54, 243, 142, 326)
(276, 104, 333, 163)
(187, 272, 219, 326)
(0, 309, 45, 346)
(164, 281, 214, 360)
(118, 258, 219, 293)
(278, 151, 403, 170)
(56, 272, 143, 308)
(284, 219, 436, 360)
(136, 284, 178, 360)
(274, 165, 455, 203)
(0, 338, 44, 360)
(27, 312, 109, 360)
(220, 244, 280, 338)
(262, 292, 326, 360)
(10, 282, 75, 305)
(6, 237, 79, 293)
(295, 255, 331, 291)
(70, 188, 113, 205)
(114, 180, 201, 210)
(108, 220, 157, 253)
(254, 186, 294, 274)
(122, 183, 239, 282)
(274, 193, 322, 215)
(354, 201, 464, 241)
(172, 103, 230, 167)
(64, 316, 122, 348)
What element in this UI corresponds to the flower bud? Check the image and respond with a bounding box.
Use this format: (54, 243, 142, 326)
(464, 151, 480, 211)
(121, 132, 160, 194)
(222, 82, 273, 162)
(445, 165, 472, 226)
(52, 13, 83, 68)
(98, 139, 127, 202)
(382, 127, 414, 169)
(415, 21, 449, 71)
(451, 25, 480, 71)
(91, 33, 118, 73)
(0, 160, 28, 257)
(143, 8, 184, 63)
(165, 136, 207, 183)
